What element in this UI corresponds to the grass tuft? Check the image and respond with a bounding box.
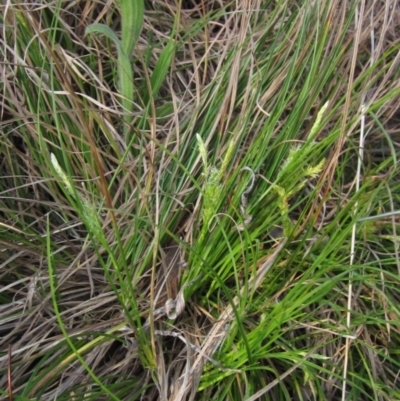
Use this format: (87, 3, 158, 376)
(1, 0, 400, 400)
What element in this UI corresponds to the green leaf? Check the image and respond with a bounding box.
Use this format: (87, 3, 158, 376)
(120, 0, 144, 57)
(118, 51, 134, 115)
(85, 23, 122, 52)
(85, 22, 134, 140)
(149, 39, 175, 101)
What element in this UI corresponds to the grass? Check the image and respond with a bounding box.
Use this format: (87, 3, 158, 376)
(1, 0, 400, 400)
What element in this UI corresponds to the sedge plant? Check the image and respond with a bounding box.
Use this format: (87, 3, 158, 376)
(1, 1, 400, 400)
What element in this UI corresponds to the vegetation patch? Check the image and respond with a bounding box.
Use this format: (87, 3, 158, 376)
(1, 0, 399, 400)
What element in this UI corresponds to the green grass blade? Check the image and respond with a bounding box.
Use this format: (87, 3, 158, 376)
(149, 39, 175, 100)
(120, 0, 144, 57)
(85, 23, 121, 50)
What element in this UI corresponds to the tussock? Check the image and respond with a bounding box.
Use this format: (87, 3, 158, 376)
(1, 0, 400, 400)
